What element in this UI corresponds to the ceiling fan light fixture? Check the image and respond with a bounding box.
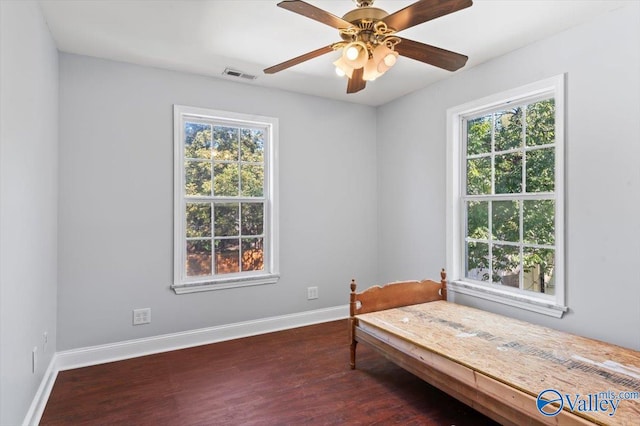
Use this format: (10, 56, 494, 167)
(345, 45, 359, 61)
(342, 41, 368, 69)
(362, 58, 383, 81)
(372, 43, 398, 73)
(376, 51, 398, 73)
(333, 57, 354, 78)
(383, 51, 398, 67)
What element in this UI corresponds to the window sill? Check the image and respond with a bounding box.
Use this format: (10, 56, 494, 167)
(172, 274, 280, 294)
(448, 280, 568, 318)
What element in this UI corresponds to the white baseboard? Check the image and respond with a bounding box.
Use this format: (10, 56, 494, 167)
(22, 355, 58, 426)
(56, 304, 349, 371)
(24, 304, 348, 425)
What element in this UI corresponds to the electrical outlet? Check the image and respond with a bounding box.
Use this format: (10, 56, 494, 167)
(307, 286, 319, 300)
(133, 308, 151, 325)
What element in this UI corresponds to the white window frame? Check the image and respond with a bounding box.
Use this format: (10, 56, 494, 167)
(446, 75, 566, 317)
(172, 105, 279, 294)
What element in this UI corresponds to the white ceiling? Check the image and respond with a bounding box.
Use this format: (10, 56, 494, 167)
(39, 0, 632, 106)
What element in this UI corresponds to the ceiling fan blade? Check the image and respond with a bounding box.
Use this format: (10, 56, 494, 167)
(277, 0, 353, 30)
(395, 37, 468, 71)
(264, 45, 334, 74)
(383, 0, 473, 32)
(346, 68, 366, 94)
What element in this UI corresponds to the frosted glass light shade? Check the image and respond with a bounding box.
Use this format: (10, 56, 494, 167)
(373, 44, 399, 73)
(384, 52, 398, 66)
(333, 57, 354, 79)
(346, 46, 360, 60)
(363, 58, 383, 81)
(342, 42, 368, 69)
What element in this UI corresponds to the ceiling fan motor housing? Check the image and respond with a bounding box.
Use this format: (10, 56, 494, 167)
(340, 7, 393, 46)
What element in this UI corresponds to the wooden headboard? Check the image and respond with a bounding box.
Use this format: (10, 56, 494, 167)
(348, 269, 447, 369)
(349, 269, 447, 317)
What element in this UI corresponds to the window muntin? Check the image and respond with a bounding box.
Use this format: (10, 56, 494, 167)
(174, 106, 278, 293)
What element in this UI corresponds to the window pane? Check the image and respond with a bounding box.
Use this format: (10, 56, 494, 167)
(241, 165, 264, 197)
(523, 200, 555, 245)
(241, 129, 265, 162)
(184, 122, 212, 159)
(466, 241, 489, 281)
(185, 160, 212, 196)
(176, 107, 276, 287)
(213, 126, 239, 161)
(186, 203, 211, 238)
(523, 247, 555, 295)
(495, 152, 522, 194)
(214, 203, 239, 237)
(467, 201, 488, 239)
(242, 238, 264, 272)
(492, 244, 520, 287)
(466, 157, 491, 195)
(526, 99, 555, 147)
(467, 115, 492, 156)
(214, 163, 240, 196)
(186, 240, 212, 276)
(494, 108, 523, 151)
(455, 85, 562, 307)
(241, 203, 264, 236)
(215, 239, 240, 274)
(526, 148, 555, 193)
(492, 200, 519, 243)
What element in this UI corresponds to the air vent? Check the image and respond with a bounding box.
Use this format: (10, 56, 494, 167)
(223, 68, 257, 80)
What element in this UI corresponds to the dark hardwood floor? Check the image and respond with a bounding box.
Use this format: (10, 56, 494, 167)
(41, 320, 498, 425)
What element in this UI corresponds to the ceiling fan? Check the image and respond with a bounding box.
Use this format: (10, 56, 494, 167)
(264, 0, 473, 94)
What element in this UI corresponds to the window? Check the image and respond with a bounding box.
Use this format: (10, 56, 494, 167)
(446, 75, 565, 317)
(173, 105, 279, 294)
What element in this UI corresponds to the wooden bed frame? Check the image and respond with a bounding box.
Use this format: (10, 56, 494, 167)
(349, 270, 640, 426)
(349, 269, 447, 370)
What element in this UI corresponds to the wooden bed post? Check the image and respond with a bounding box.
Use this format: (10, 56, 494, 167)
(349, 279, 358, 370)
(440, 268, 447, 301)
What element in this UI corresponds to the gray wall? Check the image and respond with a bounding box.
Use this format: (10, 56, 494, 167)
(2, 2, 638, 423)
(57, 54, 378, 350)
(0, 1, 59, 424)
(376, 4, 640, 350)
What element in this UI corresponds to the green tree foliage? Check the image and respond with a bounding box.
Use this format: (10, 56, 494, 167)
(466, 201, 489, 281)
(467, 116, 491, 155)
(211, 126, 264, 197)
(523, 200, 554, 245)
(467, 158, 491, 195)
(526, 148, 554, 192)
(495, 108, 523, 151)
(184, 123, 266, 277)
(186, 203, 211, 238)
(492, 200, 519, 242)
(465, 99, 556, 292)
(495, 152, 522, 194)
(185, 123, 213, 196)
(526, 99, 555, 146)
